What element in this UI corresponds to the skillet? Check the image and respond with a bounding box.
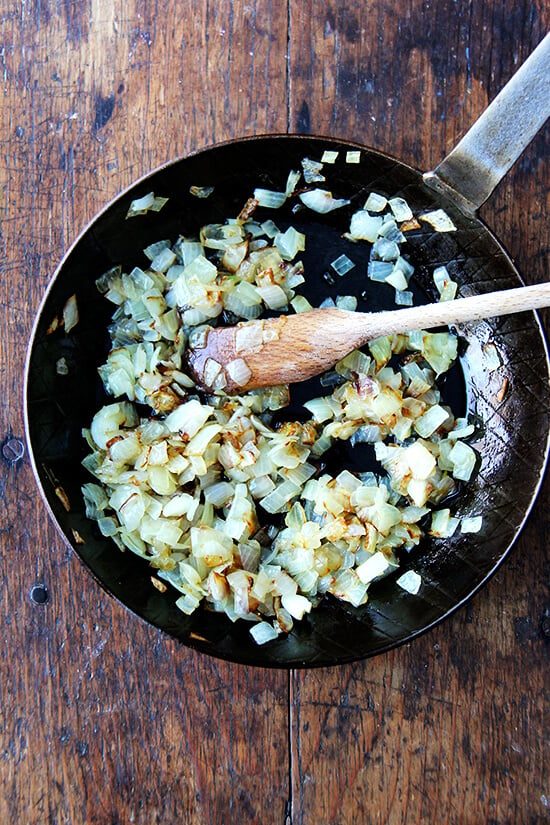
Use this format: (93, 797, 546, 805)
(24, 35, 550, 667)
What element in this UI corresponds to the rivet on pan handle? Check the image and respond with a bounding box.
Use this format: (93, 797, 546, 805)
(424, 32, 550, 215)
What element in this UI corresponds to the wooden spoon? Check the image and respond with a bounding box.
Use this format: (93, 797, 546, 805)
(187, 282, 550, 392)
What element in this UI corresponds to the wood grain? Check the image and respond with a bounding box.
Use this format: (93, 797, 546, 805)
(1, 0, 549, 823)
(288, 1, 550, 823)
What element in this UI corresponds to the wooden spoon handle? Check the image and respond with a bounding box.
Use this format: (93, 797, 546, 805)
(187, 282, 550, 391)
(352, 281, 550, 341)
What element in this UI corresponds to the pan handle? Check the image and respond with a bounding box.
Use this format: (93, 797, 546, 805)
(423, 32, 550, 215)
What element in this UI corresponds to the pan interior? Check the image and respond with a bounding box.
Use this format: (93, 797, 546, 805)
(25, 136, 550, 667)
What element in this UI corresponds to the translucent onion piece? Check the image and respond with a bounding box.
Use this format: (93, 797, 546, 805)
(291, 295, 314, 313)
(388, 197, 413, 222)
(189, 185, 214, 199)
(299, 189, 350, 214)
(395, 290, 413, 306)
(335, 295, 357, 312)
(420, 209, 457, 232)
(364, 192, 387, 212)
(345, 151, 360, 164)
(126, 192, 168, 217)
(63, 294, 79, 333)
(349, 210, 383, 241)
(249, 621, 279, 644)
(482, 342, 502, 372)
(396, 570, 421, 594)
(253, 188, 287, 209)
(274, 226, 306, 261)
(330, 254, 355, 276)
(356, 551, 391, 584)
(226, 358, 253, 387)
(460, 515, 483, 534)
(301, 157, 325, 183)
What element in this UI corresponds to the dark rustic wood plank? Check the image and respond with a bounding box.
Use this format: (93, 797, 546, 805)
(0, 1, 291, 823)
(288, 2, 550, 823)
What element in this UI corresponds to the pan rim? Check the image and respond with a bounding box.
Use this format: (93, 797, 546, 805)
(23, 133, 550, 668)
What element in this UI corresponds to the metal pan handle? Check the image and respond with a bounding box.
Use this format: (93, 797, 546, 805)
(424, 32, 550, 215)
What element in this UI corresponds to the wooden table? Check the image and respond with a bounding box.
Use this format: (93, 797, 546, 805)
(2, 2, 548, 822)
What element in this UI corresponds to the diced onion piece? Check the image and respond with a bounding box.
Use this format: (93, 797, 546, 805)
(388, 197, 413, 222)
(303, 396, 334, 423)
(448, 422, 475, 441)
(63, 294, 79, 333)
(126, 192, 168, 217)
(249, 475, 276, 499)
(204, 481, 235, 507)
(226, 358, 252, 387)
(394, 256, 414, 278)
(345, 150, 361, 163)
(126, 192, 168, 218)
(364, 192, 387, 212)
(274, 226, 306, 260)
(126, 192, 155, 216)
(349, 210, 383, 241)
(285, 170, 301, 196)
(329, 569, 368, 607)
(449, 440, 477, 481)
(433, 265, 450, 292)
(418, 331, 458, 375)
(483, 342, 501, 372)
(433, 265, 458, 302)
(180, 240, 203, 266)
(90, 401, 139, 450)
(368, 260, 394, 282)
(235, 322, 264, 353)
(396, 570, 421, 594)
(378, 220, 405, 243)
(259, 480, 301, 513)
(253, 188, 287, 209)
(414, 405, 450, 437)
(395, 290, 413, 306)
(356, 551, 391, 584)
(330, 254, 355, 276)
(260, 219, 280, 238)
(460, 515, 483, 534)
(256, 284, 288, 309)
(429, 508, 459, 538)
(250, 621, 279, 645)
(301, 157, 325, 183)
(249, 239, 268, 253)
(165, 399, 212, 436)
(372, 238, 400, 262)
(405, 441, 436, 479)
(321, 150, 339, 164)
(385, 269, 408, 291)
(151, 247, 177, 273)
(222, 240, 249, 273)
(299, 189, 350, 213)
(56, 356, 69, 375)
(203, 358, 222, 386)
(335, 295, 357, 311)
(189, 185, 214, 199)
(439, 281, 458, 302)
(291, 295, 314, 313)
(201, 223, 244, 250)
(281, 593, 312, 620)
(420, 209, 457, 232)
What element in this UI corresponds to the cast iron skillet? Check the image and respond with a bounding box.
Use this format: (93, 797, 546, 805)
(24, 36, 550, 667)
